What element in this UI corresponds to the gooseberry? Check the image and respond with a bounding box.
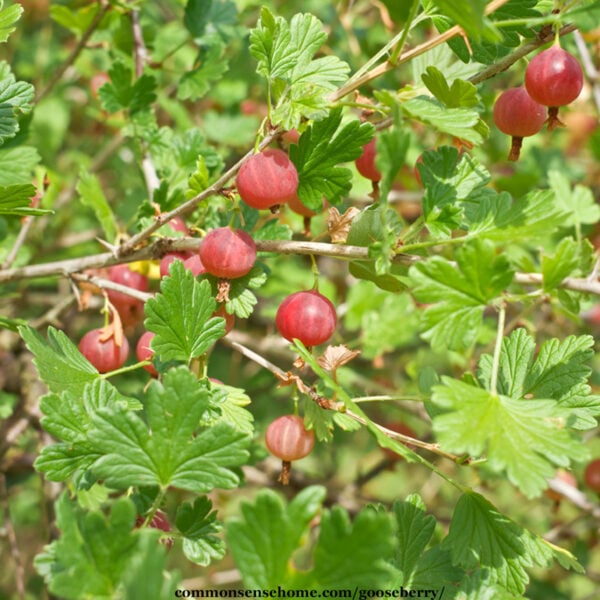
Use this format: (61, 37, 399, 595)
(493, 87, 546, 161)
(199, 227, 256, 279)
(107, 264, 149, 309)
(79, 328, 129, 373)
(236, 148, 298, 210)
(525, 45, 584, 131)
(355, 138, 381, 182)
(136, 331, 158, 377)
(584, 458, 600, 493)
(275, 290, 337, 347)
(265, 414, 315, 462)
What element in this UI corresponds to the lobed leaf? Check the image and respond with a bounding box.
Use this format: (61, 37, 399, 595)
(226, 486, 327, 588)
(145, 260, 226, 363)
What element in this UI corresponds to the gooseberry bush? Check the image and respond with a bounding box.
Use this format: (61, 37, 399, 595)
(2, 1, 600, 599)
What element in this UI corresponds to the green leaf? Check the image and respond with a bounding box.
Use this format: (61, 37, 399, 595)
(184, 0, 212, 38)
(566, 0, 600, 31)
(391, 494, 463, 588)
(50, 3, 101, 34)
(464, 188, 569, 241)
(249, 9, 348, 129)
(35, 380, 140, 481)
(89, 367, 249, 493)
(202, 265, 267, 319)
(0, 2, 23, 43)
(431, 377, 588, 497)
(360, 293, 419, 359)
(119, 529, 181, 600)
(0, 315, 27, 331)
(416, 146, 489, 237)
(442, 491, 580, 594)
(376, 124, 411, 204)
(186, 155, 210, 198)
(306, 505, 395, 588)
(19, 326, 99, 396)
(145, 260, 225, 363)
(478, 330, 600, 430)
(290, 109, 374, 207)
(176, 496, 225, 566)
(549, 169, 600, 228)
(77, 171, 117, 242)
(0, 62, 35, 144)
(35, 494, 171, 600)
(226, 486, 327, 588)
(430, 0, 487, 41)
(249, 7, 297, 80)
(98, 62, 157, 115)
(409, 238, 514, 351)
(205, 382, 254, 434)
(178, 42, 229, 101)
(0, 184, 50, 216)
(421, 67, 480, 108)
(0, 146, 41, 185)
(541, 237, 579, 292)
(401, 96, 484, 145)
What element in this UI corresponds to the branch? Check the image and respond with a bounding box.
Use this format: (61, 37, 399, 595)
(469, 23, 579, 85)
(222, 333, 468, 464)
(131, 8, 160, 198)
(573, 29, 600, 115)
(2, 238, 600, 298)
(36, 0, 111, 102)
(114, 130, 281, 257)
(331, 0, 512, 101)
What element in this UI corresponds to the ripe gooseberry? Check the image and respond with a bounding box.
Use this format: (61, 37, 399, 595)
(199, 227, 256, 279)
(107, 264, 149, 309)
(275, 290, 337, 347)
(182, 254, 207, 276)
(159, 252, 191, 278)
(584, 458, 600, 493)
(136, 331, 158, 377)
(287, 194, 318, 217)
(237, 148, 299, 210)
(493, 87, 546, 161)
(79, 328, 130, 373)
(135, 509, 173, 548)
(355, 138, 381, 182)
(525, 45, 584, 131)
(265, 414, 315, 484)
(214, 304, 235, 334)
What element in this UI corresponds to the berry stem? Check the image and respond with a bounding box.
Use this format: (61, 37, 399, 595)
(546, 107, 565, 132)
(310, 255, 320, 290)
(278, 460, 292, 485)
(490, 303, 506, 397)
(508, 136, 523, 161)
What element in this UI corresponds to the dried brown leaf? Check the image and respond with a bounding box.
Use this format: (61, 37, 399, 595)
(327, 206, 360, 244)
(317, 344, 360, 372)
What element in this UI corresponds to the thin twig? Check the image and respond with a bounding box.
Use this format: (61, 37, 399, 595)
(331, 0, 512, 101)
(70, 273, 153, 302)
(3, 239, 600, 299)
(36, 0, 111, 102)
(130, 8, 160, 197)
(115, 131, 281, 257)
(469, 23, 579, 85)
(222, 334, 467, 464)
(2, 215, 36, 270)
(573, 29, 600, 115)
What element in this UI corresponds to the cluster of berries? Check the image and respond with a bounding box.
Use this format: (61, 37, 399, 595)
(493, 43, 583, 160)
